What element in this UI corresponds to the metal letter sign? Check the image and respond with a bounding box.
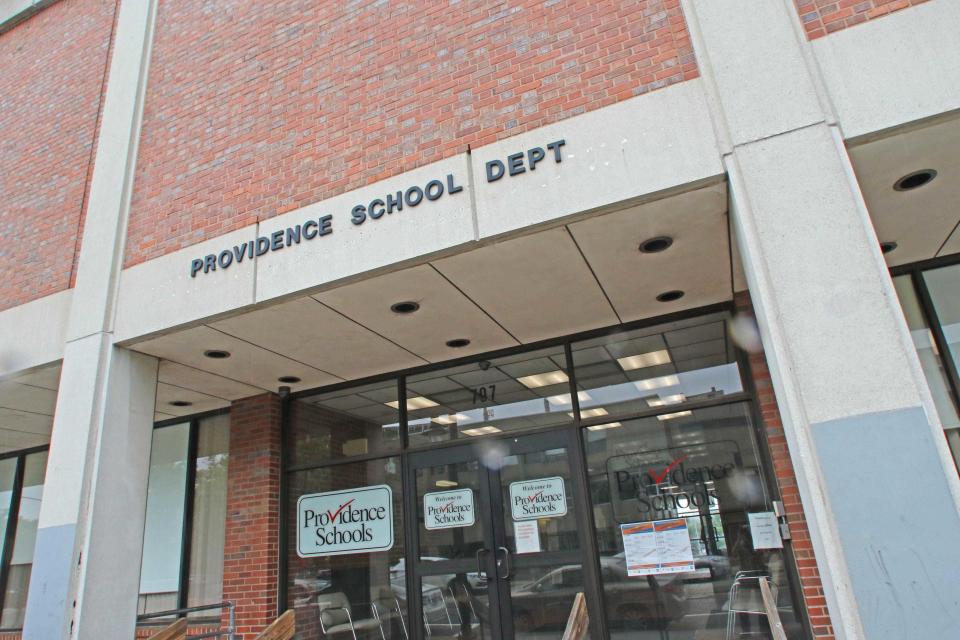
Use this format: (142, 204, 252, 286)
(423, 488, 476, 530)
(297, 485, 394, 557)
(509, 477, 567, 521)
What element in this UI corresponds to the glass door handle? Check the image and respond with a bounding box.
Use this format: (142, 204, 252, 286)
(476, 548, 490, 578)
(497, 546, 512, 580)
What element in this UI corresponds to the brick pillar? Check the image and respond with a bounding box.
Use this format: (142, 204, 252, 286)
(222, 393, 282, 639)
(735, 291, 834, 639)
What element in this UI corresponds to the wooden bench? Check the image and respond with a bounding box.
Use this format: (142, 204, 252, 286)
(253, 609, 296, 640)
(148, 618, 187, 640)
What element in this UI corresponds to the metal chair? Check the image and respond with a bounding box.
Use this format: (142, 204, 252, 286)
(371, 595, 408, 639)
(725, 571, 778, 639)
(317, 591, 386, 640)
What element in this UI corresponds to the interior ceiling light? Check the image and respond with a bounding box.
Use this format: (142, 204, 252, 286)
(203, 349, 231, 359)
(587, 422, 622, 431)
(390, 301, 420, 314)
(462, 426, 502, 436)
(646, 394, 686, 407)
(893, 169, 937, 191)
(517, 370, 568, 388)
(385, 396, 438, 410)
(446, 338, 471, 348)
(657, 410, 693, 421)
(880, 241, 898, 254)
(656, 290, 685, 303)
(638, 236, 673, 254)
(432, 413, 468, 425)
(436, 480, 459, 488)
(547, 391, 591, 406)
(170, 400, 193, 407)
(278, 376, 301, 383)
(634, 374, 680, 391)
(570, 407, 609, 419)
(617, 349, 672, 371)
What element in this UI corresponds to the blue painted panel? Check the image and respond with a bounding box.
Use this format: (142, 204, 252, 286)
(21, 523, 75, 640)
(813, 406, 960, 638)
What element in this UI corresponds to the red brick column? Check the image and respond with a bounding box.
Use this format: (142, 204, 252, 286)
(735, 291, 835, 640)
(222, 393, 282, 639)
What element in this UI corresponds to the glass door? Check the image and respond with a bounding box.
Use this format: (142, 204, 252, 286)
(407, 429, 592, 640)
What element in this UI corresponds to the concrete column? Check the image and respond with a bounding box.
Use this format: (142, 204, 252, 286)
(681, 1, 960, 638)
(21, 0, 159, 637)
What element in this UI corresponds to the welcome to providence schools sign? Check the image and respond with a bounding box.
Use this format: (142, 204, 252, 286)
(189, 139, 566, 278)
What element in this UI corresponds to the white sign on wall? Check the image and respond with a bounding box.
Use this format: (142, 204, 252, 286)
(297, 485, 394, 558)
(509, 476, 567, 521)
(424, 489, 476, 530)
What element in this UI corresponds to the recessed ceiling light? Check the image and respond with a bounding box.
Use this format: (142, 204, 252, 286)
(657, 410, 693, 421)
(880, 241, 898, 254)
(647, 393, 686, 407)
(617, 350, 672, 371)
(170, 400, 193, 407)
(656, 290, 685, 303)
(436, 480, 459, 488)
(461, 426, 502, 436)
(639, 236, 673, 253)
(203, 349, 231, 359)
(587, 422, 622, 431)
(517, 370, 568, 388)
(390, 301, 420, 314)
(278, 376, 301, 383)
(571, 407, 609, 419)
(634, 375, 680, 391)
(547, 391, 591, 406)
(385, 396, 438, 410)
(432, 413, 469, 425)
(893, 169, 937, 192)
(446, 338, 471, 348)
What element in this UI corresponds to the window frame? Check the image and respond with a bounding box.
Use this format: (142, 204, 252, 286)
(891, 254, 960, 424)
(147, 408, 229, 617)
(0, 444, 48, 632)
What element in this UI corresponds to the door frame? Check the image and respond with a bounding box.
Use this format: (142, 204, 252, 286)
(404, 425, 604, 640)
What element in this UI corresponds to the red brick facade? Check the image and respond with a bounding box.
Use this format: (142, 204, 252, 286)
(736, 292, 834, 639)
(0, 0, 117, 311)
(222, 393, 283, 639)
(795, 0, 929, 39)
(124, 0, 697, 267)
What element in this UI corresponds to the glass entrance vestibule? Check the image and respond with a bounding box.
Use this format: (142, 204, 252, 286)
(283, 308, 810, 639)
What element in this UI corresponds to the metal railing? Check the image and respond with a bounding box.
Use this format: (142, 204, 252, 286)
(136, 601, 235, 640)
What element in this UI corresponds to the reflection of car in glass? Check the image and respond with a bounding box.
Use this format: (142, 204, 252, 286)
(690, 554, 731, 581)
(389, 558, 487, 593)
(512, 560, 688, 631)
(292, 570, 332, 606)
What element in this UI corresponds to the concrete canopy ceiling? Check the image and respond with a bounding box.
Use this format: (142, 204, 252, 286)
(849, 114, 960, 267)
(0, 363, 61, 453)
(127, 181, 734, 411)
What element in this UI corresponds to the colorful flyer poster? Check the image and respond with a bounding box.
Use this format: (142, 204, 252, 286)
(748, 511, 784, 549)
(514, 520, 542, 554)
(621, 518, 695, 576)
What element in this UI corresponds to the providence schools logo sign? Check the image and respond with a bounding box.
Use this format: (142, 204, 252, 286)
(297, 485, 394, 557)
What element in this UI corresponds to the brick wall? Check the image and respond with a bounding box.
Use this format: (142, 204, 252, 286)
(125, 0, 697, 267)
(222, 393, 282, 639)
(795, 0, 929, 39)
(736, 292, 834, 639)
(0, 0, 117, 311)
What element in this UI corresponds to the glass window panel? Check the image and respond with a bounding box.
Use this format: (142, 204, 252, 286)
(138, 423, 189, 615)
(1, 451, 48, 629)
(571, 314, 743, 423)
(187, 414, 230, 611)
(583, 404, 804, 638)
(286, 457, 404, 639)
(919, 266, 960, 472)
(406, 345, 572, 447)
(0, 458, 17, 571)
(290, 381, 400, 467)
